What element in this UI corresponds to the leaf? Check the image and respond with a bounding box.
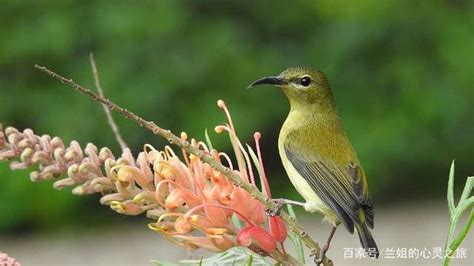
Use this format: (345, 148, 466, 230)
(448, 209, 473, 259)
(232, 213, 244, 229)
(244, 254, 253, 266)
(444, 163, 474, 266)
(246, 145, 267, 197)
(447, 160, 456, 218)
(204, 129, 214, 151)
(287, 205, 305, 264)
(176, 247, 272, 265)
(460, 176, 473, 203)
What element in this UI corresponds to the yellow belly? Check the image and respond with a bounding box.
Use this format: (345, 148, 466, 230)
(278, 141, 339, 225)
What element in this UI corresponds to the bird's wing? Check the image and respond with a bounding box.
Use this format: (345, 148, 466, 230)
(349, 163, 374, 228)
(284, 145, 374, 233)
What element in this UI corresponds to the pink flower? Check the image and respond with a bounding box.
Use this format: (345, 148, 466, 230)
(0, 100, 288, 260)
(236, 225, 277, 253)
(0, 252, 21, 266)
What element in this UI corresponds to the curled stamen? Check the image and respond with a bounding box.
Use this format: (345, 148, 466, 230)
(158, 212, 182, 222)
(218, 152, 234, 170)
(214, 125, 229, 134)
(144, 144, 158, 156)
(254, 132, 271, 197)
(154, 160, 182, 180)
(217, 100, 236, 133)
(164, 146, 176, 159)
(155, 179, 182, 207)
(197, 141, 210, 152)
(215, 123, 249, 182)
(180, 132, 191, 166)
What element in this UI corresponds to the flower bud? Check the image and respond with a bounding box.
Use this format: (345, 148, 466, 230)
(236, 226, 277, 253)
(269, 216, 287, 243)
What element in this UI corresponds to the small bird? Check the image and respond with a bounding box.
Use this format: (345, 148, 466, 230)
(248, 67, 379, 261)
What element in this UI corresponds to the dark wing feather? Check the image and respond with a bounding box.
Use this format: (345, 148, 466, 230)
(349, 163, 374, 228)
(285, 145, 373, 233)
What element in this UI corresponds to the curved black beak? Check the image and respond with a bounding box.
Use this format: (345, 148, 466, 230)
(247, 76, 287, 89)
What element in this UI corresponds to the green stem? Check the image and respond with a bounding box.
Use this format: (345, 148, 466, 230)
(287, 205, 305, 264)
(444, 209, 473, 266)
(444, 163, 473, 266)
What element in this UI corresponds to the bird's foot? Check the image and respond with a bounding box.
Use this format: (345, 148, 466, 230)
(265, 198, 284, 216)
(312, 226, 337, 265)
(265, 198, 306, 216)
(312, 252, 331, 266)
(318, 244, 329, 264)
(310, 249, 323, 265)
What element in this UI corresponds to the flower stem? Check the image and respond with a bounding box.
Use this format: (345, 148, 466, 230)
(34, 64, 333, 266)
(89, 53, 128, 151)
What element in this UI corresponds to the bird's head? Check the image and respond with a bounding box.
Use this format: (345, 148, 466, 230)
(248, 67, 334, 107)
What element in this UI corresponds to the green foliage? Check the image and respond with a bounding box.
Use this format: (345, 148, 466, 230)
(152, 247, 271, 266)
(287, 205, 305, 264)
(444, 161, 473, 266)
(0, 0, 473, 230)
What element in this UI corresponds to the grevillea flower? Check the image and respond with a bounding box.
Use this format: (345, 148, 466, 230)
(0, 100, 288, 260)
(0, 252, 21, 266)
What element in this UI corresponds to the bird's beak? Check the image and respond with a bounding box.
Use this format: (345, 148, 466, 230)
(247, 76, 287, 89)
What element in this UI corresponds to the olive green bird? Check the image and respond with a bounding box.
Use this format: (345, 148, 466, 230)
(248, 67, 379, 260)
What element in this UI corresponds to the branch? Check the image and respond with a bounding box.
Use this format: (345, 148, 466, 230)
(89, 54, 128, 151)
(34, 65, 333, 266)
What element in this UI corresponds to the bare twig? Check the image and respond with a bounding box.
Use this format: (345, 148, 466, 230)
(89, 53, 128, 151)
(34, 64, 333, 266)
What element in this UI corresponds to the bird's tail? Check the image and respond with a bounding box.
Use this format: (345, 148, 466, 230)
(355, 222, 379, 258)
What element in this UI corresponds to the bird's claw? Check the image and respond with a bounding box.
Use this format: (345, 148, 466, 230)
(265, 198, 284, 216)
(314, 258, 323, 266)
(310, 249, 324, 266)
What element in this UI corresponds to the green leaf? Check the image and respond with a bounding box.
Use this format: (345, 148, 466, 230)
(447, 160, 456, 218)
(244, 254, 253, 266)
(231, 213, 244, 229)
(287, 205, 305, 264)
(176, 247, 272, 265)
(459, 176, 473, 203)
(204, 129, 214, 151)
(449, 209, 473, 251)
(246, 144, 267, 197)
(444, 162, 474, 266)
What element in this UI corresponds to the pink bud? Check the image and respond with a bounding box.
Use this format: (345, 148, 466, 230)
(189, 214, 215, 231)
(249, 199, 266, 225)
(174, 215, 192, 234)
(165, 188, 201, 209)
(203, 204, 228, 228)
(236, 226, 277, 253)
(269, 216, 287, 243)
(110, 201, 143, 215)
(231, 188, 252, 221)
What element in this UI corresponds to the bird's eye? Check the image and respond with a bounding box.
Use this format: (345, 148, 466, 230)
(300, 76, 311, 87)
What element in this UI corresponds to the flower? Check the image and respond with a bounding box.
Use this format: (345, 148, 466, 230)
(0, 252, 21, 266)
(237, 225, 277, 254)
(0, 100, 288, 260)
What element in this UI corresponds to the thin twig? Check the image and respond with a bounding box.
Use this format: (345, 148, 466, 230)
(89, 54, 128, 151)
(34, 64, 333, 266)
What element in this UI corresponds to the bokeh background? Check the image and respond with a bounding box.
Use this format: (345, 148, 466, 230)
(0, 0, 472, 265)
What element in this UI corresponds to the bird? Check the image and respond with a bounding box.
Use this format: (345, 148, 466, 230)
(248, 67, 379, 261)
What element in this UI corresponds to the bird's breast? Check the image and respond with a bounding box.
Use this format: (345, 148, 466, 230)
(279, 109, 359, 166)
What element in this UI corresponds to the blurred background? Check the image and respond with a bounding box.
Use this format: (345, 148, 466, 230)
(0, 0, 472, 265)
